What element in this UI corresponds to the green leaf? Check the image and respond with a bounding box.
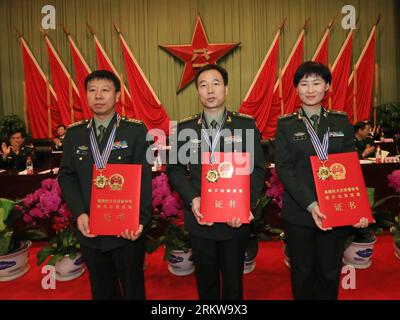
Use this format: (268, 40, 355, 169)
(0, 228, 13, 255)
(47, 254, 64, 266)
(37, 245, 56, 265)
(0, 198, 16, 231)
(366, 188, 375, 208)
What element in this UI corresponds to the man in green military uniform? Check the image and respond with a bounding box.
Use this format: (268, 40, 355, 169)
(58, 70, 152, 300)
(0, 130, 36, 171)
(167, 64, 266, 300)
(354, 121, 375, 159)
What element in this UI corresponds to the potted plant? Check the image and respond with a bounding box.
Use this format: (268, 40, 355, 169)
(382, 169, 400, 260)
(376, 102, 400, 138)
(0, 198, 32, 281)
(343, 187, 382, 269)
(245, 168, 284, 273)
(152, 173, 194, 276)
(17, 178, 85, 281)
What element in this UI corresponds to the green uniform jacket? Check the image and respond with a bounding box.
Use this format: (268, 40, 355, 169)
(58, 114, 152, 251)
(275, 108, 356, 228)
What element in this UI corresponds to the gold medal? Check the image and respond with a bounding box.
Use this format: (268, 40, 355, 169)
(94, 171, 108, 189)
(206, 168, 219, 183)
(317, 163, 331, 180)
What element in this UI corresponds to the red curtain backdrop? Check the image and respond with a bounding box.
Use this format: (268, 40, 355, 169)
(68, 35, 92, 119)
(322, 31, 353, 111)
(239, 30, 280, 134)
(21, 37, 61, 138)
(45, 36, 85, 126)
(119, 33, 171, 135)
(93, 35, 136, 119)
(344, 26, 376, 124)
(263, 30, 304, 139)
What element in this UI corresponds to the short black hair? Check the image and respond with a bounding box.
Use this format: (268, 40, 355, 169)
(354, 121, 368, 133)
(57, 124, 66, 130)
(293, 61, 332, 87)
(194, 64, 228, 88)
(85, 70, 121, 92)
(9, 129, 25, 139)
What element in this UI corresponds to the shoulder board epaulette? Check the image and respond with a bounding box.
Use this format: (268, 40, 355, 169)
(231, 112, 254, 120)
(278, 112, 297, 120)
(121, 117, 143, 125)
(178, 114, 199, 124)
(327, 110, 347, 116)
(68, 119, 89, 129)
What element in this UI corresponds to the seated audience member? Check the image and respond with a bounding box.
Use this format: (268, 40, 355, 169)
(354, 121, 375, 159)
(0, 130, 36, 170)
(53, 124, 67, 151)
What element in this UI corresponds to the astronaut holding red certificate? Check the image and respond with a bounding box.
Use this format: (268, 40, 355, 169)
(58, 70, 152, 300)
(167, 64, 266, 300)
(275, 62, 371, 300)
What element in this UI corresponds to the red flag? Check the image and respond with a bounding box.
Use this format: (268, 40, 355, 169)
(344, 25, 376, 124)
(67, 34, 92, 119)
(239, 28, 280, 134)
(311, 23, 331, 64)
(119, 32, 170, 135)
(20, 36, 61, 138)
(323, 30, 353, 111)
(263, 29, 304, 139)
(92, 34, 136, 119)
(45, 35, 85, 125)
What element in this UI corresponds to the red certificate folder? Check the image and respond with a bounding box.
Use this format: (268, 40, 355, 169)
(89, 164, 142, 235)
(310, 151, 374, 228)
(200, 152, 250, 223)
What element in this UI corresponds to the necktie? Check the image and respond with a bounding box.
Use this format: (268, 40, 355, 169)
(310, 114, 319, 135)
(209, 120, 218, 145)
(97, 125, 106, 144)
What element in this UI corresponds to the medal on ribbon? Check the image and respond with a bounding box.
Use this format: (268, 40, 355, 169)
(201, 111, 228, 183)
(302, 109, 331, 180)
(89, 116, 120, 189)
(317, 161, 330, 180)
(206, 167, 219, 183)
(94, 171, 108, 189)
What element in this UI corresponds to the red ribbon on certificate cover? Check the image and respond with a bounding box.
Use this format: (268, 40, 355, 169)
(200, 152, 250, 223)
(310, 151, 374, 228)
(89, 164, 142, 235)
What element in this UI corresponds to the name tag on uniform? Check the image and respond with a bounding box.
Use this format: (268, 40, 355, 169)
(224, 135, 243, 144)
(329, 131, 344, 138)
(293, 132, 307, 141)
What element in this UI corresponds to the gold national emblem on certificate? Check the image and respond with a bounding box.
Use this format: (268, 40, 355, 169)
(94, 173, 108, 189)
(206, 168, 219, 183)
(218, 161, 234, 178)
(109, 173, 125, 191)
(329, 163, 346, 180)
(317, 164, 331, 180)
